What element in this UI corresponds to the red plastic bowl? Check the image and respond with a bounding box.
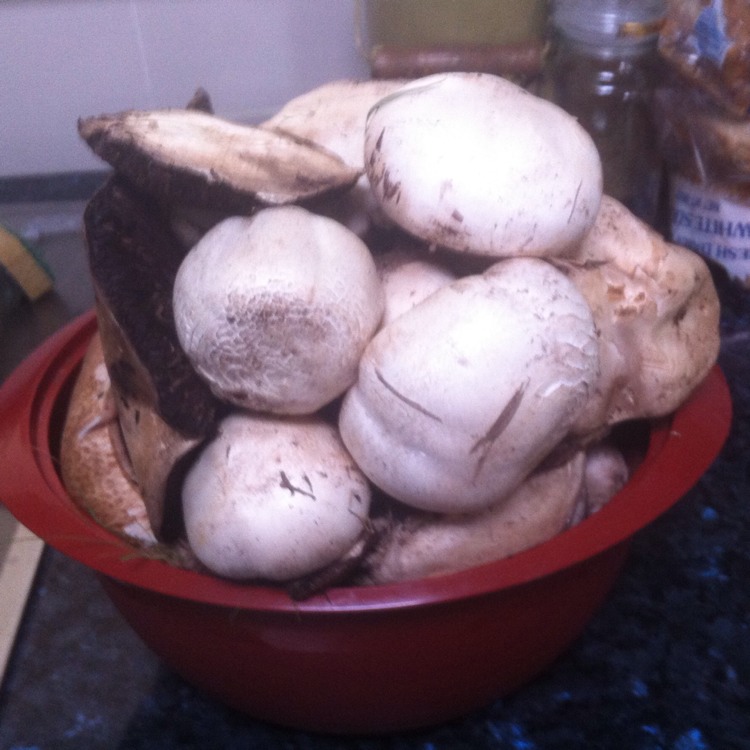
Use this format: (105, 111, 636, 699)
(0, 311, 732, 734)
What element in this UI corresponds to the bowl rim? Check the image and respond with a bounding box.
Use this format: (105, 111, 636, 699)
(0, 310, 732, 614)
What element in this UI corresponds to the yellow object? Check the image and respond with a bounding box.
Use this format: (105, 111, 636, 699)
(0, 225, 53, 301)
(362, 0, 548, 47)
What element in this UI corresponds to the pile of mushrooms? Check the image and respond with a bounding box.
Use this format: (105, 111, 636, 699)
(62, 72, 720, 595)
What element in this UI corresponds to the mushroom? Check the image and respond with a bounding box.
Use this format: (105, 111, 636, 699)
(373, 239, 457, 325)
(362, 437, 630, 585)
(364, 72, 603, 258)
(261, 79, 411, 173)
(181, 412, 372, 582)
(78, 108, 361, 214)
(60, 332, 156, 547)
(172, 205, 385, 415)
(560, 196, 721, 436)
(580, 440, 631, 518)
(338, 256, 600, 514)
(262, 78, 412, 236)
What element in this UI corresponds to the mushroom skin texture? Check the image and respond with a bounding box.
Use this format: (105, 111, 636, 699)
(172, 205, 385, 414)
(561, 196, 721, 436)
(363, 452, 585, 584)
(364, 439, 629, 584)
(261, 79, 410, 173)
(338, 257, 600, 514)
(373, 242, 457, 326)
(262, 78, 411, 237)
(181, 412, 371, 582)
(364, 72, 603, 258)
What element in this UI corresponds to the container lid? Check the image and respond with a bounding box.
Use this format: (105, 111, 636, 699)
(551, 0, 666, 53)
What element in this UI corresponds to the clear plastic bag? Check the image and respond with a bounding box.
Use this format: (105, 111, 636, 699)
(657, 76, 750, 286)
(659, 0, 750, 117)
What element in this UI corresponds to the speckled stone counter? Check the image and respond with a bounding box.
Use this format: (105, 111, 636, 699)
(0, 191, 748, 749)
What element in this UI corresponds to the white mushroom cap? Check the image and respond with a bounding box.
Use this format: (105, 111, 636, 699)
(172, 206, 384, 414)
(339, 257, 600, 514)
(364, 72, 603, 258)
(182, 412, 371, 581)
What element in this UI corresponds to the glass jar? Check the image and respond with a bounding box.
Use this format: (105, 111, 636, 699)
(356, 0, 548, 90)
(548, 0, 667, 226)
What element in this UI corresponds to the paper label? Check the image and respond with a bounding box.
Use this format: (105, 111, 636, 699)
(671, 174, 750, 286)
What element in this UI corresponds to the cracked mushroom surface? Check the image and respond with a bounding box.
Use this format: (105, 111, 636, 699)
(172, 205, 384, 414)
(339, 256, 600, 514)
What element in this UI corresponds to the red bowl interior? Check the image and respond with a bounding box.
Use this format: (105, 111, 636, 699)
(0, 310, 732, 732)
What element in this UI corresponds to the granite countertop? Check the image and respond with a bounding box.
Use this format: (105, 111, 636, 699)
(0, 191, 748, 750)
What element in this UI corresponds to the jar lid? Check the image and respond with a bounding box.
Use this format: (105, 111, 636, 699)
(551, 0, 666, 52)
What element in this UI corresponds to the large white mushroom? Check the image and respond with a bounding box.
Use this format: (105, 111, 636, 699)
(182, 412, 371, 582)
(339, 256, 600, 514)
(364, 72, 603, 257)
(172, 205, 384, 414)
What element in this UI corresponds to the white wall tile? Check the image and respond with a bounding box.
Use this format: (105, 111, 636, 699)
(1, 0, 369, 177)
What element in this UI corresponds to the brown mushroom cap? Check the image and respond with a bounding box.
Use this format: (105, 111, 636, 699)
(78, 108, 361, 212)
(60, 333, 156, 546)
